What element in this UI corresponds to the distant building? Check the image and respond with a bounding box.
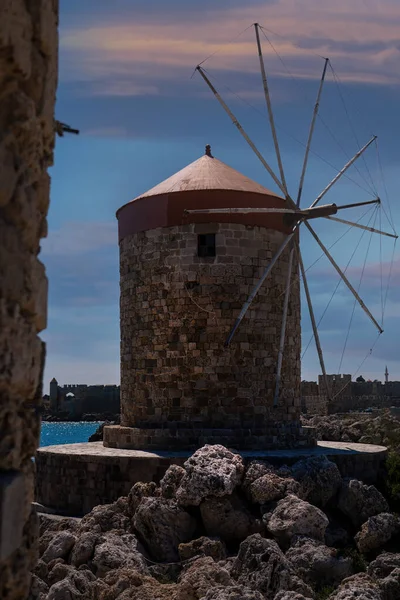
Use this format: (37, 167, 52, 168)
(301, 374, 400, 414)
(47, 378, 120, 417)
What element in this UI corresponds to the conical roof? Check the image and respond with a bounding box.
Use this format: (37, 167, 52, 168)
(133, 151, 282, 201)
(117, 146, 289, 239)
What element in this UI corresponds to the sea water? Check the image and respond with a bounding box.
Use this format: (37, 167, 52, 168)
(39, 421, 103, 447)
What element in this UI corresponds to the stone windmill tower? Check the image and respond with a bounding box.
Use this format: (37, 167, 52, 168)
(104, 145, 313, 451)
(103, 26, 398, 453)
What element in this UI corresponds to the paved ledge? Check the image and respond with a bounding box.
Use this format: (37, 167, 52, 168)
(37, 440, 387, 460)
(35, 441, 387, 516)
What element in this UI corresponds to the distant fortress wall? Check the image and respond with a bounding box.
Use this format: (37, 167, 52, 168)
(49, 380, 120, 416)
(301, 376, 400, 415)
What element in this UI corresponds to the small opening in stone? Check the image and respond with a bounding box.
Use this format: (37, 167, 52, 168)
(198, 233, 216, 257)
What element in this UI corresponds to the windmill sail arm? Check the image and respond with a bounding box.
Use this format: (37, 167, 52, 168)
(336, 199, 380, 211)
(196, 66, 288, 198)
(273, 245, 295, 406)
(225, 229, 296, 346)
(185, 203, 338, 217)
(310, 135, 377, 209)
(297, 57, 329, 208)
(255, 23, 288, 197)
(304, 221, 383, 333)
(298, 249, 331, 401)
(324, 215, 398, 239)
(185, 207, 298, 215)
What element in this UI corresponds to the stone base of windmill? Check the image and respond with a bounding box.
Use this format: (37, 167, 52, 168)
(102, 422, 317, 451)
(35, 438, 387, 516)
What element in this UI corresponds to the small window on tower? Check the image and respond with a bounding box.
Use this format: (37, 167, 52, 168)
(198, 233, 216, 257)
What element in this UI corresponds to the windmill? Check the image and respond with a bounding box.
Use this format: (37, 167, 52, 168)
(189, 23, 397, 405)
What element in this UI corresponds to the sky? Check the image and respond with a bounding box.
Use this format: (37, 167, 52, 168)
(41, 0, 400, 390)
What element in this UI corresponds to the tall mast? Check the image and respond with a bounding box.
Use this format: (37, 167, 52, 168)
(310, 136, 377, 208)
(273, 58, 329, 404)
(273, 243, 294, 406)
(225, 228, 298, 346)
(298, 251, 331, 401)
(254, 23, 288, 199)
(305, 221, 383, 333)
(297, 58, 329, 208)
(196, 66, 287, 197)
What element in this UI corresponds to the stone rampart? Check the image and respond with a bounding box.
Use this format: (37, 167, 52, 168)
(0, 1, 58, 597)
(302, 395, 328, 416)
(301, 377, 400, 415)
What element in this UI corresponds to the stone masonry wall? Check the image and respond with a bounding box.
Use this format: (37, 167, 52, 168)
(302, 395, 328, 416)
(36, 441, 386, 515)
(0, 2, 58, 598)
(300, 381, 328, 415)
(119, 222, 301, 444)
(328, 394, 397, 415)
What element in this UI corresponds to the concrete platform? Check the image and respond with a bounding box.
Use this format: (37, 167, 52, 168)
(35, 441, 387, 516)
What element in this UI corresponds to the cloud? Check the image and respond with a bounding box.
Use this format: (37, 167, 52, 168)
(60, 0, 400, 99)
(346, 256, 400, 290)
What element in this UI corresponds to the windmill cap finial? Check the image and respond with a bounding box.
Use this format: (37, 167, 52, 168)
(205, 144, 213, 158)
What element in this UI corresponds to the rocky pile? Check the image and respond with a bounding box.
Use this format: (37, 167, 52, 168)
(30, 445, 400, 599)
(302, 410, 400, 450)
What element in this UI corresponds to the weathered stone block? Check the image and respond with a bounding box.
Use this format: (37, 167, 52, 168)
(0, 470, 25, 560)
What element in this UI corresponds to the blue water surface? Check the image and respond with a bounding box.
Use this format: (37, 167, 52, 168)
(40, 422, 103, 447)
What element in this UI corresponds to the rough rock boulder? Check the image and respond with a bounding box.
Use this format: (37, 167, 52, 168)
(70, 531, 98, 567)
(242, 461, 274, 497)
(368, 553, 400, 579)
(379, 567, 400, 600)
(47, 562, 76, 586)
(338, 479, 389, 527)
(134, 497, 197, 561)
(78, 500, 131, 533)
(274, 594, 310, 600)
(46, 569, 104, 600)
(178, 536, 226, 562)
(91, 532, 147, 577)
(29, 574, 49, 600)
(41, 531, 76, 564)
(249, 472, 300, 504)
(231, 534, 313, 599)
(98, 568, 171, 600)
(285, 536, 353, 587)
(203, 586, 265, 599)
(176, 445, 244, 506)
(178, 557, 233, 599)
(160, 464, 186, 499)
(265, 494, 329, 546)
(127, 481, 158, 516)
(328, 573, 383, 600)
(200, 494, 263, 544)
(355, 513, 400, 554)
(291, 455, 342, 507)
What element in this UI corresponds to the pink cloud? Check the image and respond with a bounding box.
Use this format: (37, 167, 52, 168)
(347, 256, 400, 288)
(60, 0, 400, 96)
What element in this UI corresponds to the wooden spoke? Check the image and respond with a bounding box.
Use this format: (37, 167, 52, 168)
(304, 221, 383, 333)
